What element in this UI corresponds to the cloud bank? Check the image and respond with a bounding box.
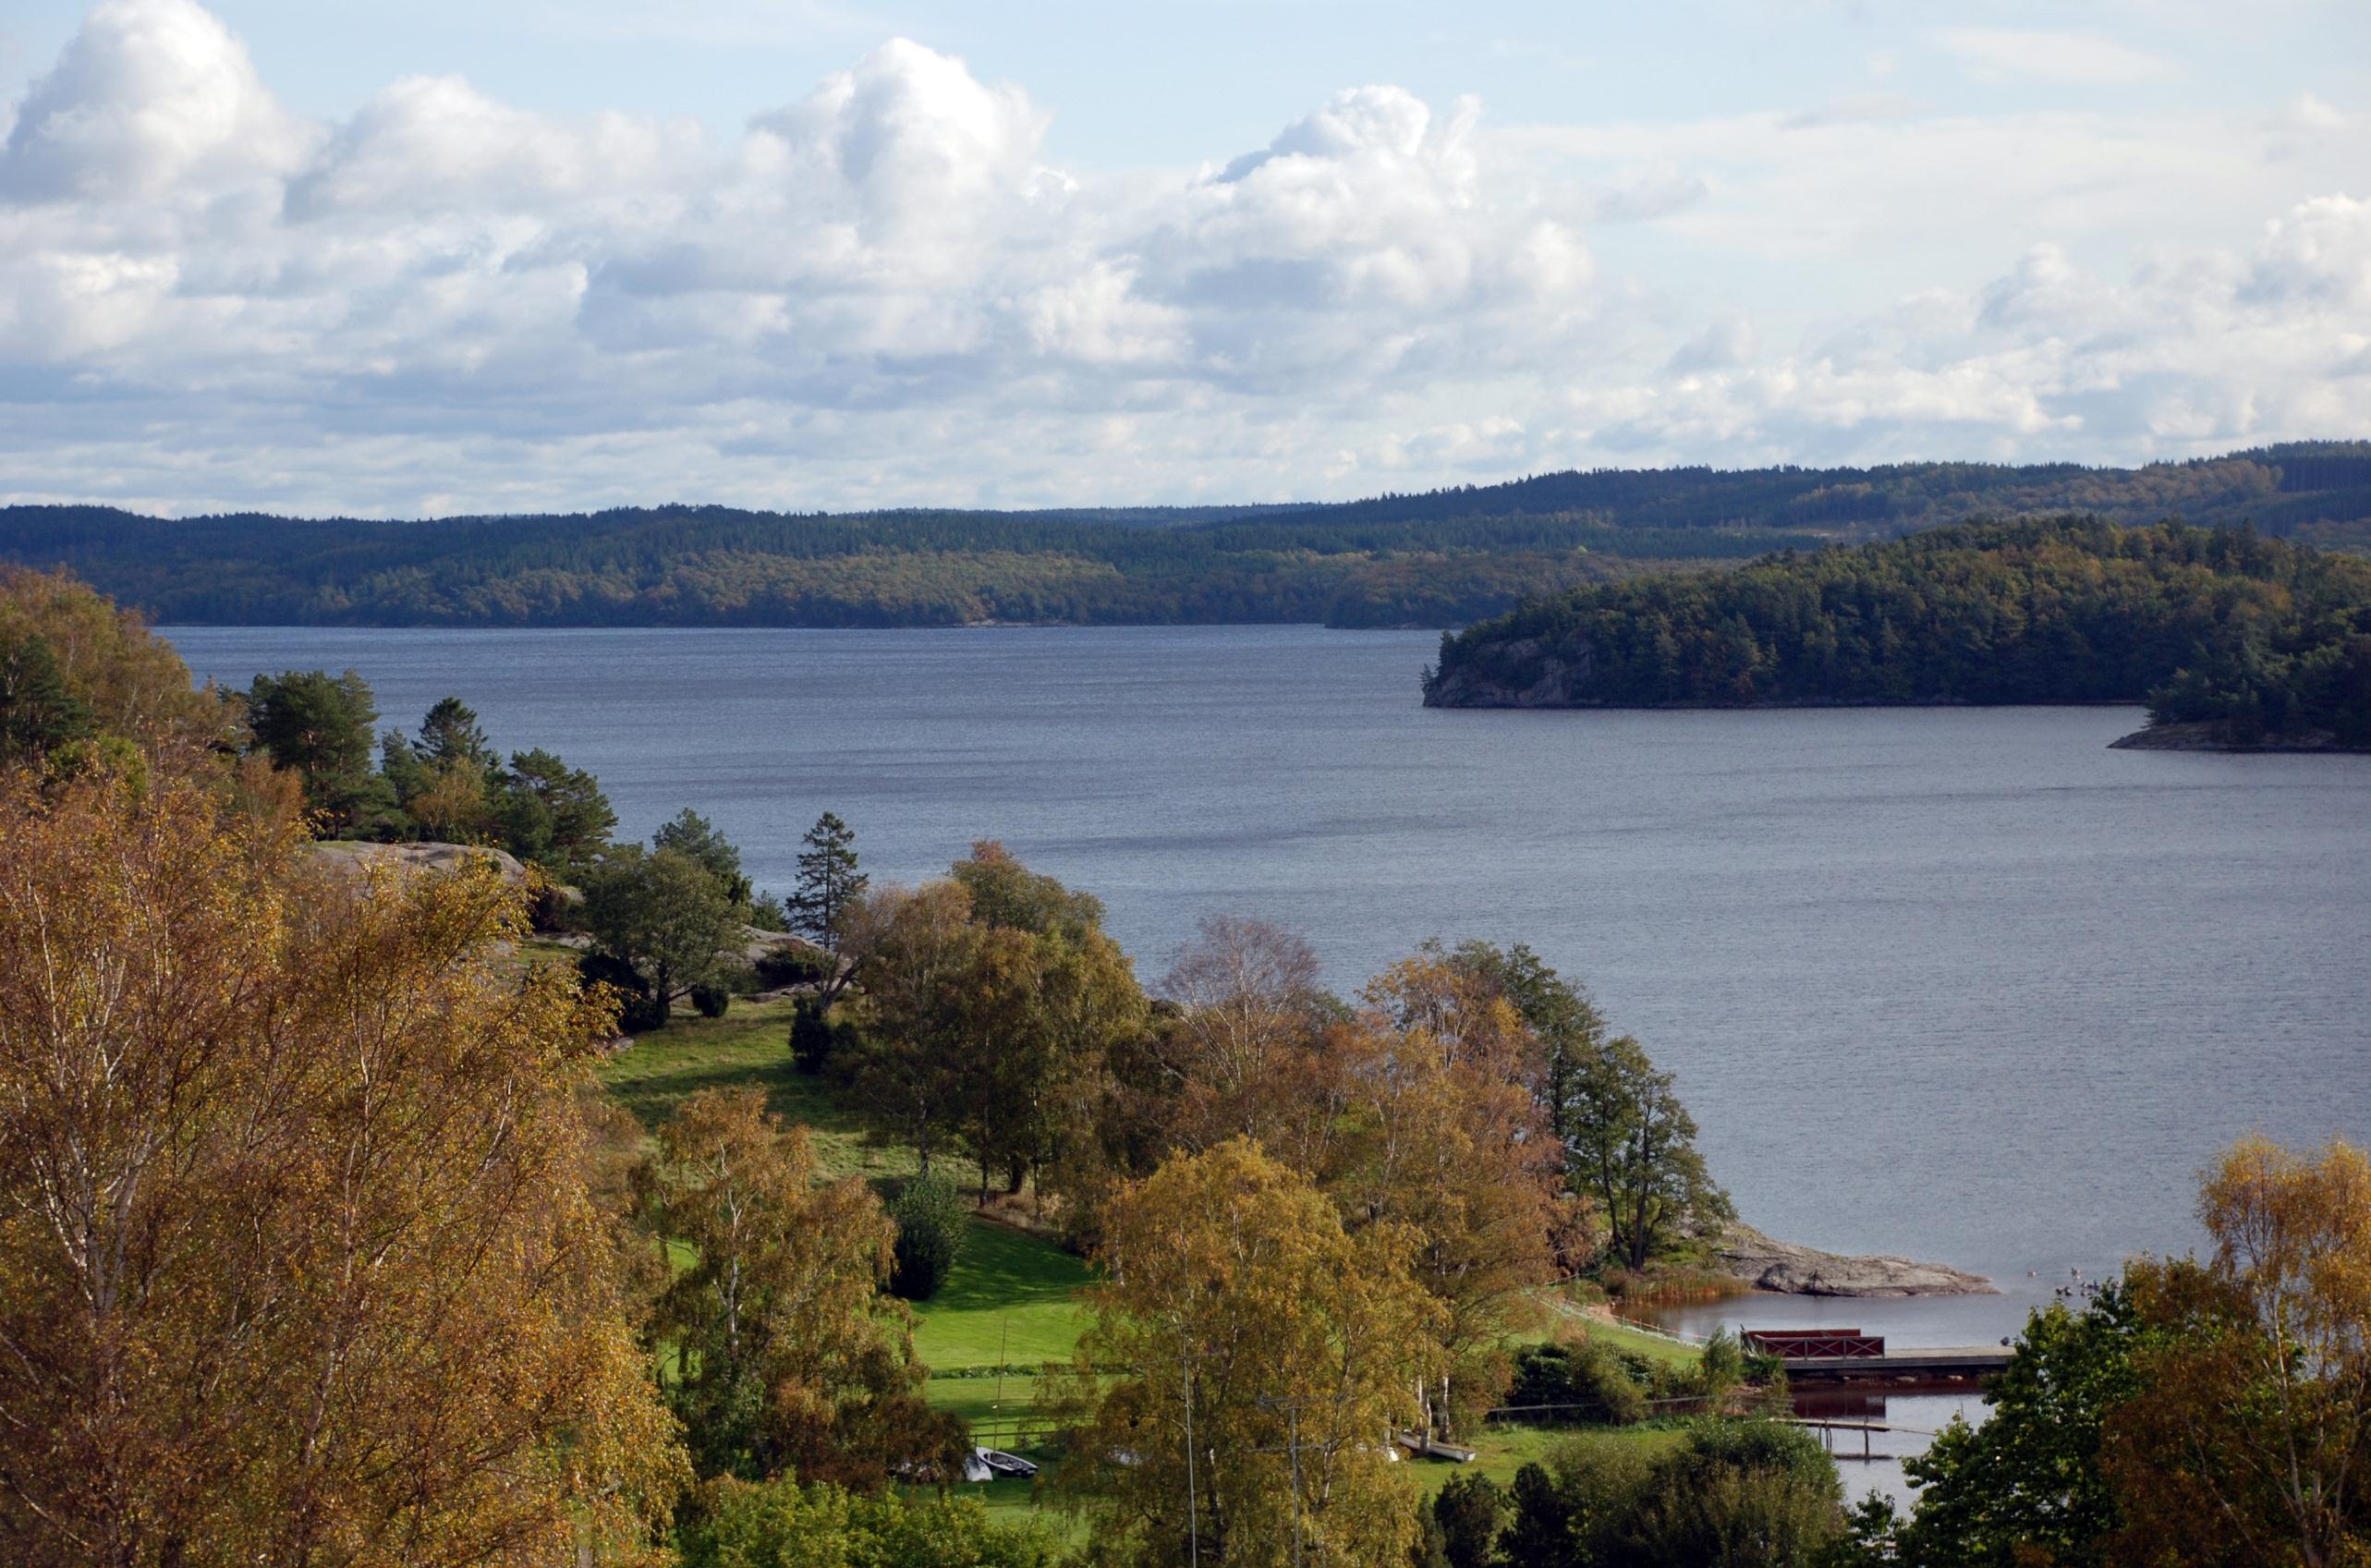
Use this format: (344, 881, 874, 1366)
(1, 0, 2365, 514)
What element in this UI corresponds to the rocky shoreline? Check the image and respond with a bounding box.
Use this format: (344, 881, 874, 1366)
(1715, 1223, 1995, 1297)
(2107, 720, 2363, 753)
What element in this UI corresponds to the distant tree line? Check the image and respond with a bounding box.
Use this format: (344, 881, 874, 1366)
(1426, 517, 2371, 746)
(6, 441, 2367, 630)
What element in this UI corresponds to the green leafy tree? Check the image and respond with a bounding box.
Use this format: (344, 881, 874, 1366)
(840, 881, 979, 1174)
(791, 809, 869, 952)
(653, 807, 753, 906)
(0, 630, 94, 763)
(1895, 1285, 2145, 1567)
(242, 669, 397, 833)
(1565, 1032, 1732, 1270)
(1501, 1462, 1577, 1564)
(1605, 1419, 1847, 1566)
(788, 996, 835, 1075)
(887, 1169, 968, 1301)
(1453, 940, 1610, 1181)
(1434, 1471, 1510, 1568)
(496, 747, 616, 870)
(580, 845, 739, 1024)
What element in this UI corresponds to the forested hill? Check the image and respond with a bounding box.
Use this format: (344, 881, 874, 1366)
(4, 443, 2369, 629)
(1422, 518, 2371, 749)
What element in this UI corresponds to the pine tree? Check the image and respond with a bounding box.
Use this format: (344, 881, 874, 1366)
(790, 811, 867, 951)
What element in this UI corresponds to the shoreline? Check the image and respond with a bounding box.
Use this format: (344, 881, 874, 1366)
(1715, 1224, 1996, 1298)
(2107, 719, 2366, 754)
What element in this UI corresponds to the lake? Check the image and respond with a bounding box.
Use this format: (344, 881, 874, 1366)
(167, 623, 2371, 1494)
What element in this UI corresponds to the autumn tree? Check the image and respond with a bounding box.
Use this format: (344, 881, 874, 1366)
(950, 844, 1147, 1201)
(1452, 940, 1610, 1185)
(1348, 954, 1578, 1434)
(1054, 1137, 1444, 1567)
(1152, 915, 1356, 1178)
(0, 769, 681, 1568)
(381, 697, 500, 843)
(639, 1087, 967, 1489)
(0, 565, 229, 770)
(2106, 1136, 2371, 1568)
(843, 849, 1147, 1203)
(678, 1475, 1058, 1568)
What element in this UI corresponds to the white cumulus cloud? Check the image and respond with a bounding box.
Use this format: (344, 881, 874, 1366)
(0, 0, 2363, 515)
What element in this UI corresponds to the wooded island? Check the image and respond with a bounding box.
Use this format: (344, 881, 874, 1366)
(1423, 518, 2371, 751)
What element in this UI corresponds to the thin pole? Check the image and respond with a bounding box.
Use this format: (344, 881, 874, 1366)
(1287, 1402, 1304, 1568)
(993, 1319, 1008, 1427)
(1184, 1345, 1198, 1568)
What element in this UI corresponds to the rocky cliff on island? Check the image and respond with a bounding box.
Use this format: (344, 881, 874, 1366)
(1716, 1223, 1994, 1297)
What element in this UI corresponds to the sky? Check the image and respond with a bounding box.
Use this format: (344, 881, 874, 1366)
(1, 0, 2367, 517)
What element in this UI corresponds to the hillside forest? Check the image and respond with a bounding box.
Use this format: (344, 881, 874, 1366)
(4, 443, 2369, 630)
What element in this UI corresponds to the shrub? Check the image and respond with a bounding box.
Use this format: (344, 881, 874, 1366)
(688, 983, 732, 1019)
(788, 998, 834, 1076)
(888, 1169, 968, 1300)
(755, 942, 833, 990)
(1696, 1326, 1746, 1398)
(679, 1476, 1057, 1568)
(1601, 1419, 1846, 1567)
(577, 949, 667, 1033)
(1507, 1338, 1651, 1426)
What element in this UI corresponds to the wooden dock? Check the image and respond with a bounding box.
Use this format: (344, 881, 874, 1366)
(1780, 1345, 2011, 1380)
(1745, 1330, 2010, 1382)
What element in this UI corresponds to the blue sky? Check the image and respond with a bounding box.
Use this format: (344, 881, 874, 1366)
(2, 0, 2367, 515)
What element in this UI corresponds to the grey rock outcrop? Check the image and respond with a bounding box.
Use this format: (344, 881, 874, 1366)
(1716, 1222, 1993, 1297)
(1422, 636, 1593, 707)
(309, 840, 531, 884)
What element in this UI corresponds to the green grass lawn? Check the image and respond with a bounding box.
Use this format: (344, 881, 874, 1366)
(912, 1220, 1093, 1372)
(1423, 1421, 1690, 1494)
(598, 998, 917, 1183)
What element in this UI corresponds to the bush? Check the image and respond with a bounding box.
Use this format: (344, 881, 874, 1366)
(888, 1169, 968, 1301)
(1696, 1326, 1745, 1398)
(1602, 1420, 1845, 1567)
(577, 950, 667, 1033)
(789, 998, 834, 1075)
(679, 1476, 1057, 1568)
(1508, 1338, 1652, 1426)
(688, 983, 732, 1019)
(755, 942, 833, 990)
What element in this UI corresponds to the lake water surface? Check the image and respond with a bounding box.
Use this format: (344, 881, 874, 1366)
(168, 624, 2371, 1493)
